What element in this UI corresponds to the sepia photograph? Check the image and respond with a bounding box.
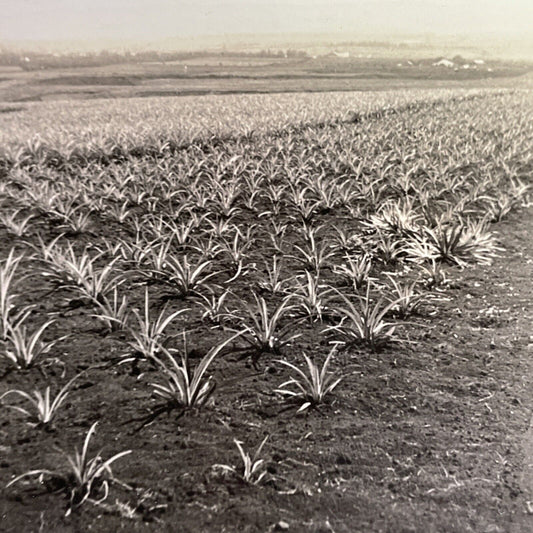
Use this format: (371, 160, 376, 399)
(0, 1, 532, 531)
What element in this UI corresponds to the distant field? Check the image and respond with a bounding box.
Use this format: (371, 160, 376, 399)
(0, 55, 530, 103)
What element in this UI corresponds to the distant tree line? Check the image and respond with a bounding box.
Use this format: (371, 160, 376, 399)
(0, 48, 309, 70)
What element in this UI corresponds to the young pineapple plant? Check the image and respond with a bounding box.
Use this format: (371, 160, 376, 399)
(418, 260, 450, 289)
(326, 285, 404, 351)
(145, 332, 242, 425)
(385, 274, 429, 318)
(2, 318, 66, 369)
(61, 208, 92, 234)
(423, 219, 500, 267)
(38, 241, 124, 304)
(367, 199, 422, 238)
(1, 372, 83, 429)
(275, 347, 342, 412)
(373, 234, 405, 265)
(6, 422, 131, 516)
(291, 232, 336, 274)
(263, 220, 288, 255)
(92, 288, 130, 332)
(231, 294, 301, 361)
(0, 209, 33, 237)
(213, 436, 269, 485)
(124, 288, 188, 364)
(333, 254, 372, 292)
(0, 249, 26, 340)
(331, 225, 365, 255)
(195, 289, 231, 326)
(256, 257, 290, 295)
(485, 193, 516, 222)
(164, 254, 220, 298)
(291, 271, 334, 323)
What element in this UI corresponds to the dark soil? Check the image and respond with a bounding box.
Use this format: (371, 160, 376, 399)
(0, 208, 531, 533)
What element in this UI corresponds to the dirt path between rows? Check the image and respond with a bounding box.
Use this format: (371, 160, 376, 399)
(489, 206, 533, 532)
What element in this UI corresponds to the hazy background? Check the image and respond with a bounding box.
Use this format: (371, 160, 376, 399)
(2, 0, 532, 52)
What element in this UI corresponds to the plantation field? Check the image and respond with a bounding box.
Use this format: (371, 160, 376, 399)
(0, 88, 510, 162)
(1, 87, 533, 532)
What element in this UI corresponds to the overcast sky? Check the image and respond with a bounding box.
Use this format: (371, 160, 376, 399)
(2, 0, 532, 42)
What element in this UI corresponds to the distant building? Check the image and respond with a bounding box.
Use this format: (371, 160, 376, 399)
(332, 51, 350, 59)
(473, 59, 485, 65)
(433, 58, 454, 68)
